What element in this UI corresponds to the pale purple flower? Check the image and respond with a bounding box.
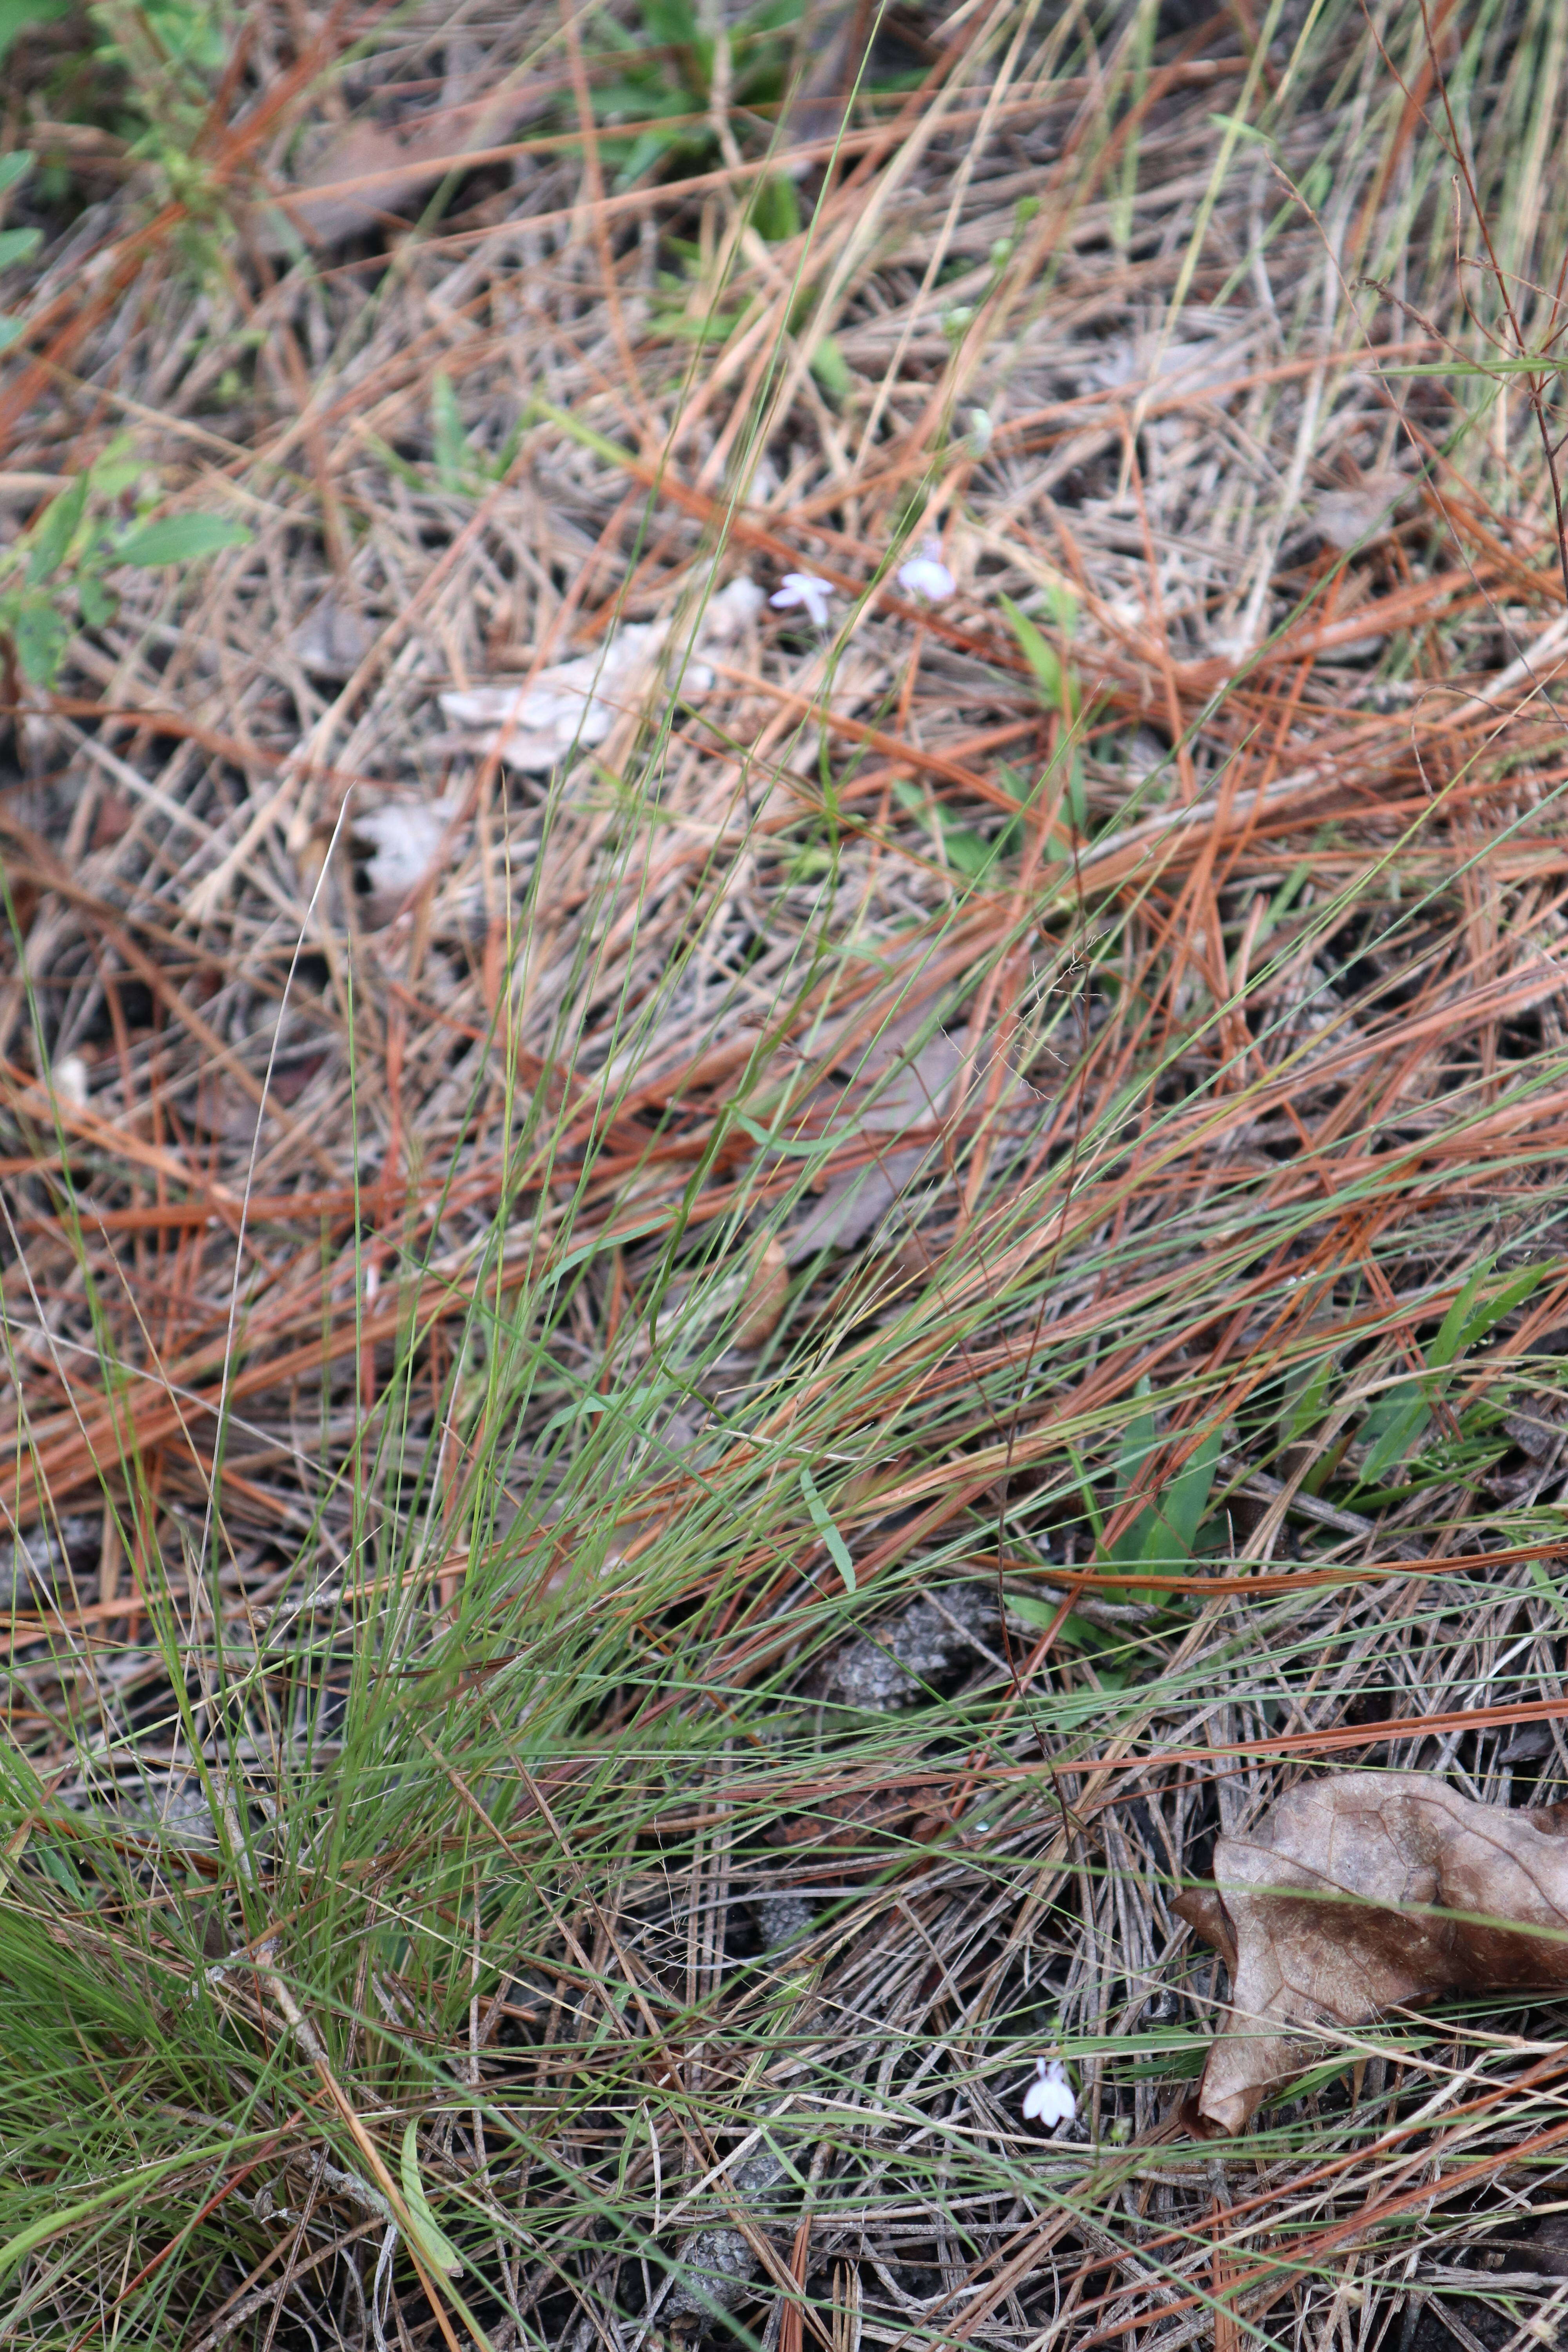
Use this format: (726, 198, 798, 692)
(897, 537, 955, 603)
(770, 572, 835, 628)
(1022, 2056, 1076, 2129)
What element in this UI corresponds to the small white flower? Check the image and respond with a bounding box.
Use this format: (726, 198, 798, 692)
(770, 572, 835, 628)
(967, 407, 993, 456)
(897, 537, 955, 604)
(1022, 2056, 1076, 2129)
(50, 1054, 89, 1110)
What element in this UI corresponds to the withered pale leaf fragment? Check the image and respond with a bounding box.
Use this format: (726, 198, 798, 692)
(734, 1238, 789, 1349)
(1174, 1772, 1568, 2136)
(1312, 469, 1411, 550)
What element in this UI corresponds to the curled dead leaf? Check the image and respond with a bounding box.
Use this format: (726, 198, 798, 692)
(294, 798, 463, 930)
(784, 1022, 962, 1263)
(1505, 1397, 1568, 1459)
(350, 800, 457, 926)
(437, 577, 763, 774)
(1174, 1772, 1568, 2136)
(250, 87, 549, 251)
(290, 592, 376, 680)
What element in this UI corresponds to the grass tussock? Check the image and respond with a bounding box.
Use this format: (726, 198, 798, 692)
(1, 0, 1568, 2344)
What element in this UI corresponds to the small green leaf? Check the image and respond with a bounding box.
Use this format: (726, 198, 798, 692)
(114, 512, 250, 567)
(937, 822, 997, 877)
(1357, 1264, 1546, 1484)
(1432, 1264, 1544, 1369)
(78, 575, 117, 628)
(359, 430, 427, 494)
(592, 73, 677, 117)
(750, 172, 800, 242)
(809, 336, 852, 401)
(1359, 1381, 1428, 1483)
(1108, 1384, 1159, 1563)
(1007, 1594, 1115, 1661)
(36, 1840, 82, 1895)
(733, 1112, 845, 1158)
(612, 125, 687, 186)
(89, 432, 140, 498)
(650, 309, 749, 343)
(0, 314, 25, 352)
(1207, 112, 1275, 149)
(399, 2119, 465, 2279)
(0, 225, 38, 269)
(1430, 1261, 1494, 1370)
(483, 414, 525, 485)
(800, 1466, 855, 1590)
(12, 596, 67, 684)
(1143, 1429, 1222, 1564)
(642, 0, 700, 45)
(26, 471, 87, 583)
(1101, 1408, 1223, 1574)
(1002, 593, 1075, 712)
(1005, 1592, 1062, 1631)
(431, 370, 468, 491)
(1283, 1345, 1337, 1445)
(893, 781, 1011, 880)
(0, 149, 34, 195)
(1044, 577, 1079, 638)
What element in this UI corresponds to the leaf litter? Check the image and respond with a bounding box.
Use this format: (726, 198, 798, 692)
(1, 0, 1568, 2347)
(1177, 1775, 1568, 2138)
(436, 573, 764, 771)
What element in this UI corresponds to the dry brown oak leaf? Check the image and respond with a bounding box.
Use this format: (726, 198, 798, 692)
(1174, 1771, 1568, 2136)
